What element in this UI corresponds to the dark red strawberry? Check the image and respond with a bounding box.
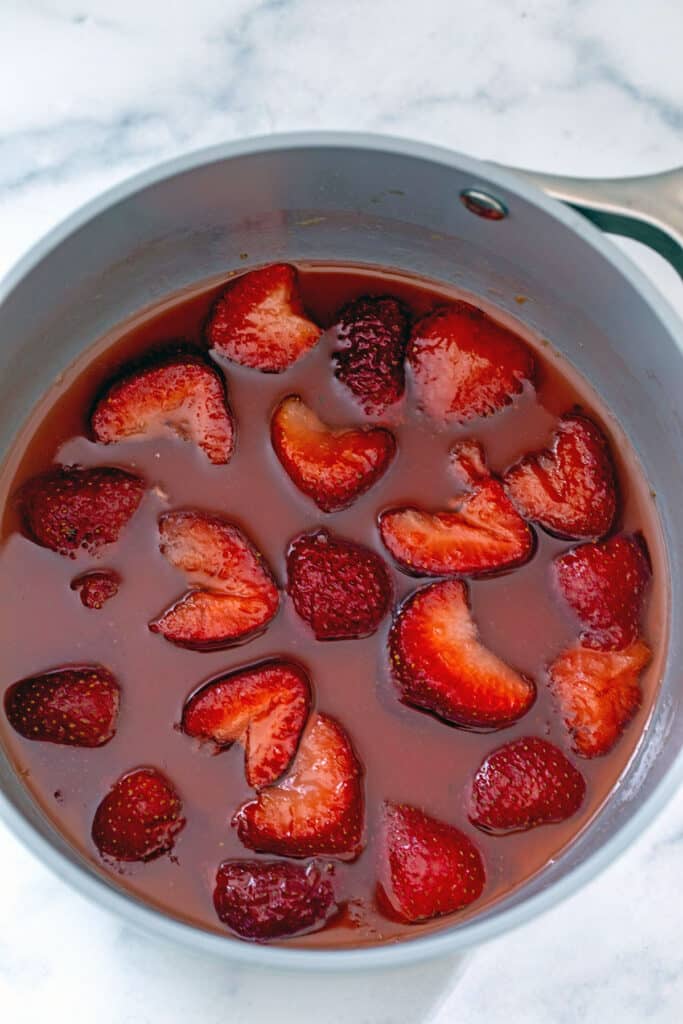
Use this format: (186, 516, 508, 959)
(4, 666, 119, 747)
(504, 413, 616, 539)
(332, 295, 410, 414)
(390, 579, 535, 729)
(207, 263, 321, 372)
(377, 803, 485, 923)
(92, 767, 185, 862)
(234, 712, 364, 859)
(213, 859, 337, 941)
(20, 466, 144, 557)
(287, 529, 392, 640)
(182, 660, 311, 787)
(150, 510, 279, 650)
(71, 570, 121, 609)
(468, 736, 586, 833)
(407, 302, 535, 423)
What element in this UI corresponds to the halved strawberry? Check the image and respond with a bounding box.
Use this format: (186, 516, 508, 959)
(4, 666, 119, 747)
(390, 579, 535, 729)
(150, 510, 279, 649)
(504, 413, 616, 539)
(234, 712, 364, 859)
(20, 465, 144, 557)
(468, 736, 586, 834)
(332, 295, 410, 413)
(71, 569, 121, 609)
(182, 660, 311, 787)
(377, 803, 485, 923)
(287, 529, 392, 640)
(207, 263, 322, 372)
(407, 302, 535, 423)
(91, 353, 235, 465)
(92, 767, 185, 862)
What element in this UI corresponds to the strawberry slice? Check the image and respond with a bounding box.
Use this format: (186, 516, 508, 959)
(214, 860, 337, 941)
(504, 413, 616, 539)
(71, 570, 121, 609)
(92, 767, 185, 862)
(4, 666, 119, 747)
(407, 302, 535, 423)
(91, 354, 235, 465)
(553, 534, 651, 650)
(468, 736, 586, 834)
(287, 529, 392, 640)
(234, 712, 364, 859)
(548, 640, 651, 757)
(182, 660, 311, 787)
(150, 510, 279, 649)
(332, 295, 410, 413)
(19, 465, 144, 557)
(271, 396, 395, 512)
(390, 579, 535, 729)
(377, 803, 485, 923)
(207, 263, 322, 372)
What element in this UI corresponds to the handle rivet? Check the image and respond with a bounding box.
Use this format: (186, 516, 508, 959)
(460, 188, 508, 221)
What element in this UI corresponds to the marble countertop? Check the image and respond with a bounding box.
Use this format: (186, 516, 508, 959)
(1, 1, 682, 1021)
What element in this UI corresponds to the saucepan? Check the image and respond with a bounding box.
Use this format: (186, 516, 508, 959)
(0, 132, 681, 969)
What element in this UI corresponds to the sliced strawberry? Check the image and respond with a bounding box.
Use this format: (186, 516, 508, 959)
(91, 353, 234, 465)
(207, 263, 322, 372)
(504, 413, 616, 539)
(377, 803, 485, 923)
(182, 660, 310, 787)
(234, 712, 364, 859)
(548, 640, 651, 757)
(468, 736, 586, 834)
(20, 466, 144, 557)
(214, 859, 337, 941)
(271, 396, 395, 512)
(553, 534, 651, 650)
(4, 666, 119, 747)
(150, 510, 279, 650)
(407, 302, 535, 423)
(92, 767, 185, 862)
(287, 529, 392, 640)
(390, 579, 535, 729)
(332, 295, 410, 413)
(71, 569, 121, 609)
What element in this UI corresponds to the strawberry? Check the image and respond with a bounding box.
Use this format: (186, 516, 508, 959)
(332, 295, 410, 413)
(504, 413, 616, 539)
(71, 570, 121, 609)
(182, 660, 311, 788)
(150, 510, 279, 650)
(91, 353, 235, 465)
(4, 666, 119, 747)
(271, 396, 395, 512)
(553, 534, 651, 650)
(390, 579, 535, 729)
(91, 767, 185, 862)
(468, 736, 586, 833)
(213, 859, 337, 941)
(19, 465, 144, 557)
(377, 803, 485, 923)
(207, 263, 322, 372)
(407, 302, 535, 423)
(548, 640, 651, 757)
(234, 712, 364, 859)
(286, 529, 392, 640)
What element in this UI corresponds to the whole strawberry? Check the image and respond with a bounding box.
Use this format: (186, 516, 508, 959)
(92, 767, 185, 862)
(5, 666, 119, 747)
(333, 295, 410, 414)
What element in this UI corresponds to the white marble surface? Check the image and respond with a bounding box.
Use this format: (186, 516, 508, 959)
(1, 1, 682, 1021)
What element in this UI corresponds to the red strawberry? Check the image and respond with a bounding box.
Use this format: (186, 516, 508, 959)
(390, 579, 535, 729)
(468, 736, 586, 834)
(287, 529, 392, 640)
(377, 803, 485, 923)
(213, 860, 337, 941)
(234, 712, 364, 859)
(92, 767, 185, 862)
(207, 263, 321, 372)
(407, 302, 535, 423)
(150, 510, 279, 650)
(20, 466, 144, 557)
(504, 413, 616, 539)
(553, 534, 650, 650)
(71, 570, 121, 609)
(91, 354, 235, 465)
(4, 666, 119, 747)
(332, 295, 410, 413)
(182, 660, 311, 788)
